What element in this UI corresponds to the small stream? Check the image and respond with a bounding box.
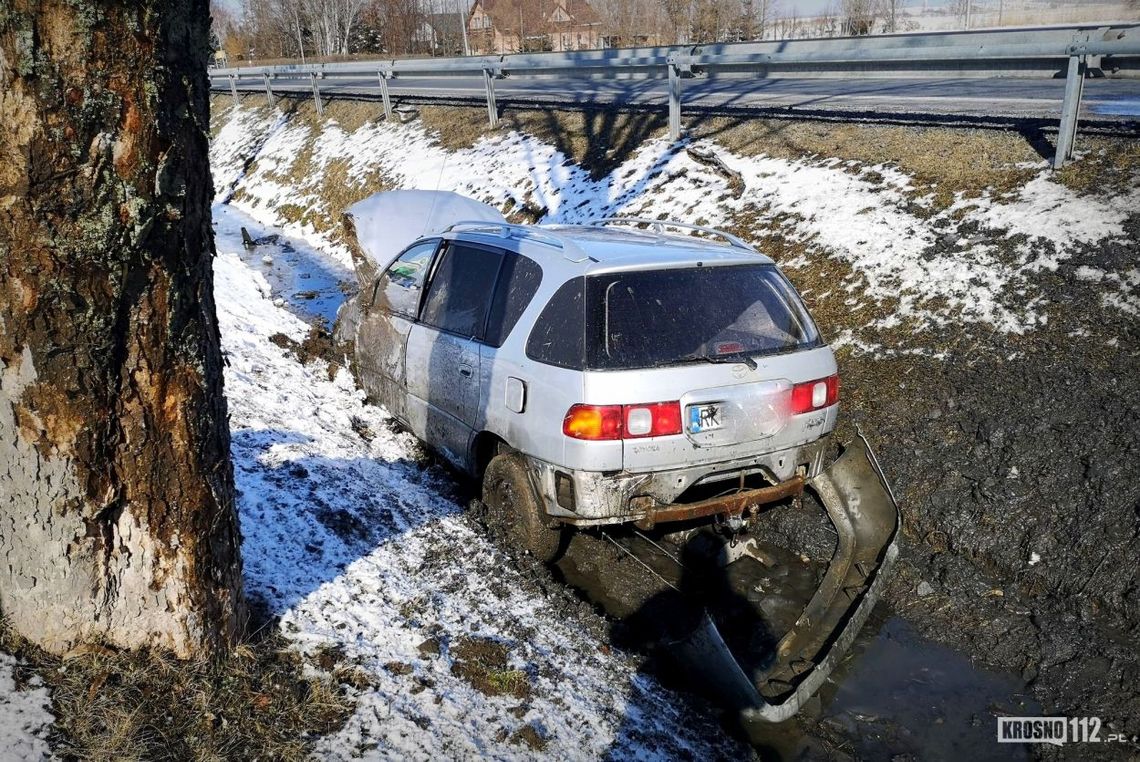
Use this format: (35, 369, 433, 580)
(220, 207, 1042, 761)
(213, 204, 354, 327)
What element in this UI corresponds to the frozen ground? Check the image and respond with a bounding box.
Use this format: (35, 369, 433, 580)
(0, 653, 54, 761)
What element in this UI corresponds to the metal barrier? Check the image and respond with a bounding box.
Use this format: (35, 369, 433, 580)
(211, 23, 1140, 168)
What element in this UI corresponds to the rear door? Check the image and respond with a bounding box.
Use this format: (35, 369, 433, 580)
(355, 239, 440, 423)
(579, 264, 836, 472)
(405, 241, 505, 467)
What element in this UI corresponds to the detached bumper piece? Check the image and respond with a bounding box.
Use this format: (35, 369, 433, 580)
(671, 433, 901, 724)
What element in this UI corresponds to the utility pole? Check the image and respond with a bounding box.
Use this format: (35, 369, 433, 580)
(457, 0, 470, 54)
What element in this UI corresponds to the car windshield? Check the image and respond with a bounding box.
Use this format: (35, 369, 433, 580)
(585, 264, 820, 370)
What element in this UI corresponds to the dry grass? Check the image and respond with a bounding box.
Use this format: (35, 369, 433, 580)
(448, 636, 531, 700)
(692, 117, 1050, 207)
(419, 105, 494, 150)
(221, 97, 392, 243)
(0, 616, 353, 761)
(1054, 135, 1140, 196)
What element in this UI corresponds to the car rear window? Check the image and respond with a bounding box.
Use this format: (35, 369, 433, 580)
(527, 265, 819, 371)
(588, 264, 819, 369)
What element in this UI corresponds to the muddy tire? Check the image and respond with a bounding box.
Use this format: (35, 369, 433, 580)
(482, 454, 563, 563)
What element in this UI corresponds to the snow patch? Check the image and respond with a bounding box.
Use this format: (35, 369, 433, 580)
(0, 653, 54, 762)
(211, 102, 1139, 348)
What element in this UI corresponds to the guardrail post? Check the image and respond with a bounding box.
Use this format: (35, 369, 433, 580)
(310, 72, 323, 116)
(378, 71, 393, 120)
(229, 74, 239, 106)
(668, 62, 683, 141)
(1054, 54, 1085, 169)
(483, 68, 499, 129)
(263, 73, 274, 107)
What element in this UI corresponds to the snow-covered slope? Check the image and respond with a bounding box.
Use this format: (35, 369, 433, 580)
(207, 98, 1138, 757)
(212, 101, 1138, 347)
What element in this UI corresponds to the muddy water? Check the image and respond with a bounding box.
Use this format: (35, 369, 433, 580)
(814, 613, 1039, 761)
(555, 528, 1039, 761)
(233, 211, 1043, 760)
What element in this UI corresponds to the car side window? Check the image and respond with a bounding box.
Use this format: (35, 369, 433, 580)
(525, 276, 585, 369)
(419, 243, 504, 339)
(372, 240, 439, 317)
(484, 253, 543, 348)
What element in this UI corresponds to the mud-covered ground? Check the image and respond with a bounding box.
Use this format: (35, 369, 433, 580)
(835, 219, 1140, 758)
(486, 225, 1140, 759)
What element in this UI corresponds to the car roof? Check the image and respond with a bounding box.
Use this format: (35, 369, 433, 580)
(442, 221, 774, 276)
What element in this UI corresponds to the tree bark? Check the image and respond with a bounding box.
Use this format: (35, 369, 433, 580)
(0, 0, 245, 657)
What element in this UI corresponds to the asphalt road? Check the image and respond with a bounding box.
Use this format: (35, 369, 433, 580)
(216, 73, 1140, 123)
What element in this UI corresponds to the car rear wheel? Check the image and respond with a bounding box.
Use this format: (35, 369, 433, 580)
(482, 453, 563, 563)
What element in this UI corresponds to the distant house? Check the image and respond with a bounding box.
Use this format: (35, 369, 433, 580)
(410, 19, 438, 53)
(467, 0, 603, 54)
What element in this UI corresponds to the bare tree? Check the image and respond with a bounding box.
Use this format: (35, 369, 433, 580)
(881, 0, 903, 32)
(661, 0, 690, 43)
(774, 4, 804, 38)
(304, 0, 370, 56)
(951, 0, 970, 28)
(759, 0, 779, 37)
(809, 1, 839, 37)
(380, 0, 428, 55)
(0, 1, 245, 656)
(596, 0, 669, 45)
(840, 0, 877, 34)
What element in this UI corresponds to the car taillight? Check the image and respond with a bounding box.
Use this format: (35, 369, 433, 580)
(790, 374, 840, 414)
(563, 404, 624, 440)
(563, 401, 682, 440)
(624, 402, 682, 438)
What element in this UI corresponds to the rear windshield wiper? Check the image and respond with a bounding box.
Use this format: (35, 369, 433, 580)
(682, 352, 758, 371)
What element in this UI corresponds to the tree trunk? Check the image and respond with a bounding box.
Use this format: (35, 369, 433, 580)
(0, 0, 245, 658)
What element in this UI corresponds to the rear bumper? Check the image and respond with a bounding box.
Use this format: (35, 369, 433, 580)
(629, 476, 805, 530)
(525, 437, 829, 527)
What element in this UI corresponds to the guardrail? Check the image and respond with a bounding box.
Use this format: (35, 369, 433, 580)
(211, 23, 1140, 168)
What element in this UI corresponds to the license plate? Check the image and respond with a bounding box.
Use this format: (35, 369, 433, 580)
(688, 403, 723, 433)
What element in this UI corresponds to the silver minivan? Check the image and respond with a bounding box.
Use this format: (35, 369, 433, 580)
(341, 196, 899, 723)
(350, 217, 844, 552)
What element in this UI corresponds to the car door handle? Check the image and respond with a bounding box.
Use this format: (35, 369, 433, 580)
(458, 364, 473, 378)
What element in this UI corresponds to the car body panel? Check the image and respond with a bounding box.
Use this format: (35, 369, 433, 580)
(405, 324, 481, 470)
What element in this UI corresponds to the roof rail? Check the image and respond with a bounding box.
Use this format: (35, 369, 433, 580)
(443, 220, 565, 250)
(587, 217, 755, 252)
